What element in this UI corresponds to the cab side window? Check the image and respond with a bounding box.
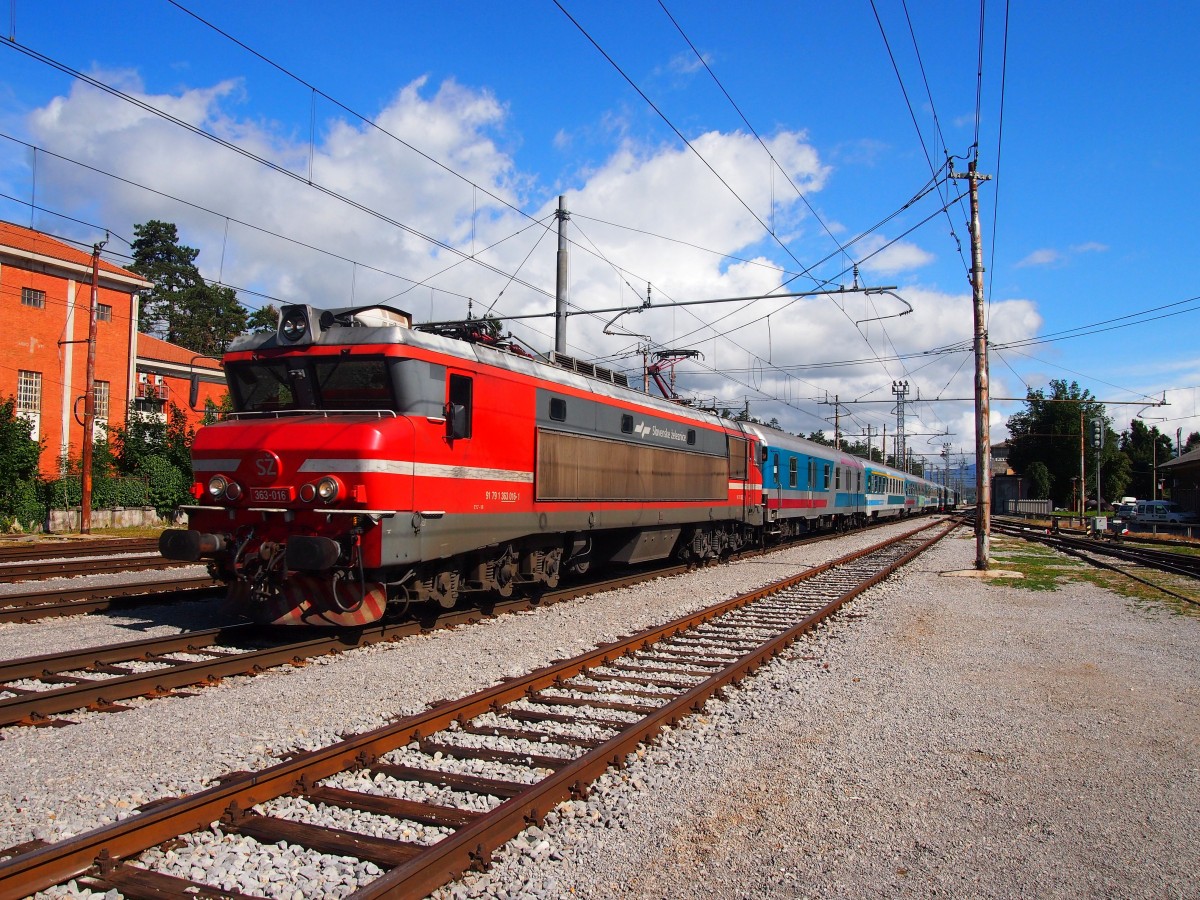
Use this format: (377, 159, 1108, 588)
(447, 373, 472, 439)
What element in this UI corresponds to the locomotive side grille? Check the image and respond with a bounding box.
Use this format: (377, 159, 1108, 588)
(549, 352, 629, 388)
(536, 429, 726, 501)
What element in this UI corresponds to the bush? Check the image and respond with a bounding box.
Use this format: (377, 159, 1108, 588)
(43, 475, 151, 511)
(136, 456, 189, 518)
(0, 478, 46, 532)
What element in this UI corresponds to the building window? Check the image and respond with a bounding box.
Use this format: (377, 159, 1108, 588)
(94, 380, 110, 419)
(21, 287, 45, 308)
(17, 370, 41, 441)
(97, 303, 112, 322)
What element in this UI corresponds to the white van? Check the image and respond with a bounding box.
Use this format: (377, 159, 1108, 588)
(1133, 500, 1195, 524)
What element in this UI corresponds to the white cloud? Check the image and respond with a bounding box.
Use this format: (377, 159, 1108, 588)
(21, 70, 1042, 452)
(855, 235, 935, 275)
(1016, 242, 1107, 268)
(1016, 248, 1062, 268)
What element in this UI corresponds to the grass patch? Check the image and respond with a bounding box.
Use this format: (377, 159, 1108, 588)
(989, 536, 1200, 613)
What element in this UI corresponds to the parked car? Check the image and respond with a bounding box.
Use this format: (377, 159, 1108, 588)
(1114, 501, 1138, 520)
(1133, 500, 1196, 524)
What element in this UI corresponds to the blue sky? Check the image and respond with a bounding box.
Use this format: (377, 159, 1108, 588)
(2, 1, 1198, 468)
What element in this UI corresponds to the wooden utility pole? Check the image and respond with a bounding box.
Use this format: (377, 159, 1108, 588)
(80, 240, 105, 534)
(952, 161, 992, 570)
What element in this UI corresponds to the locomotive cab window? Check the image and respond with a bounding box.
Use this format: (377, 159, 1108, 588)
(446, 373, 473, 439)
(621, 413, 633, 433)
(687, 429, 696, 446)
(550, 398, 567, 422)
(227, 355, 398, 413)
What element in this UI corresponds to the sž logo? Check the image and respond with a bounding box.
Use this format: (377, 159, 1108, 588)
(253, 450, 281, 480)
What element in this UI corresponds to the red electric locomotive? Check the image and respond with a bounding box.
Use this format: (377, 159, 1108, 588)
(160, 304, 766, 625)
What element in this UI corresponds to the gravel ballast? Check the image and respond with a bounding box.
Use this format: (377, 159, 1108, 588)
(1, 521, 1196, 898)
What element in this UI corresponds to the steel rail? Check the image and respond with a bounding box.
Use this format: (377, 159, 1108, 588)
(0, 575, 219, 623)
(0, 520, 926, 722)
(0, 562, 702, 727)
(0, 518, 956, 899)
(0, 555, 194, 583)
(0, 538, 160, 562)
(991, 521, 1200, 604)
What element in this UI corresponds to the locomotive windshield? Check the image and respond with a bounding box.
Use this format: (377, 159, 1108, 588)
(227, 356, 398, 413)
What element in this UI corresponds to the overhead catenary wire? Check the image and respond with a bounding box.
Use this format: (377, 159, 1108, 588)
(9, 1, 975, 433)
(0, 40, 562, 306)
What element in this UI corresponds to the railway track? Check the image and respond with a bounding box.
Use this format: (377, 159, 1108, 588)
(0, 560, 701, 729)
(0, 553, 196, 584)
(0, 537, 159, 562)
(990, 518, 1200, 604)
(0, 518, 934, 726)
(0, 574, 218, 624)
(0, 517, 957, 899)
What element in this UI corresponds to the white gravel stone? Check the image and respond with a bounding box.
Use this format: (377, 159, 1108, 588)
(5, 521, 1197, 900)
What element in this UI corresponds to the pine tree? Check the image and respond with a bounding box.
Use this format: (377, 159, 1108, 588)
(130, 220, 247, 353)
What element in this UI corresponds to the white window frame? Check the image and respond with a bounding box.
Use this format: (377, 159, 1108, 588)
(17, 370, 42, 441)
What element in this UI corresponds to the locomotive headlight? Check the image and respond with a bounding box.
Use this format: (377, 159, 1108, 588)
(224, 481, 243, 501)
(207, 475, 229, 499)
(279, 307, 310, 342)
(316, 476, 341, 502)
(299, 483, 317, 502)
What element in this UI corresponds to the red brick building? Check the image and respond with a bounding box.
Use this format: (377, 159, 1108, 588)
(1, 221, 152, 477)
(135, 332, 227, 432)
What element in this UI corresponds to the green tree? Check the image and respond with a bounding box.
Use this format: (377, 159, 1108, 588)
(1118, 420, 1173, 499)
(0, 396, 45, 529)
(172, 282, 248, 356)
(1026, 460, 1053, 499)
(806, 430, 833, 446)
(841, 438, 883, 463)
(1006, 380, 1128, 508)
(130, 220, 247, 352)
(247, 304, 280, 333)
(130, 220, 201, 340)
(107, 403, 195, 517)
(1184, 431, 1200, 455)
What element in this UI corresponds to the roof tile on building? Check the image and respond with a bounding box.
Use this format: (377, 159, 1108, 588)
(1159, 445, 1200, 470)
(137, 333, 223, 370)
(0, 220, 144, 279)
